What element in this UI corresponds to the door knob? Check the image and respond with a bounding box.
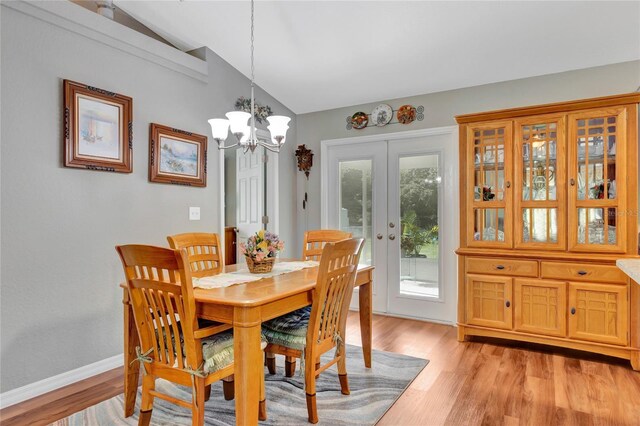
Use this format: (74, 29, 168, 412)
(376, 233, 383, 240)
(570, 178, 576, 186)
(388, 234, 396, 240)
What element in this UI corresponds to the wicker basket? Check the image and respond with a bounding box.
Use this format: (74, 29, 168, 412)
(245, 256, 275, 273)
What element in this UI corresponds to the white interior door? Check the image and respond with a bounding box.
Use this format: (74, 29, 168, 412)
(324, 141, 388, 313)
(322, 127, 458, 323)
(236, 147, 264, 260)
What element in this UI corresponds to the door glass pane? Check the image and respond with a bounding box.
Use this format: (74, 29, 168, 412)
(473, 208, 505, 241)
(338, 160, 372, 265)
(577, 207, 617, 245)
(399, 154, 440, 298)
(473, 127, 506, 202)
(576, 116, 617, 201)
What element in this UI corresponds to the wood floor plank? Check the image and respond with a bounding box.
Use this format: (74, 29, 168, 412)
(2, 313, 639, 426)
(480, 347, 527, 425)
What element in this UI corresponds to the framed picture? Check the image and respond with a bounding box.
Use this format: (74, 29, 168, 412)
(63, 80, 133, 173)
(149, 123, 207, 187)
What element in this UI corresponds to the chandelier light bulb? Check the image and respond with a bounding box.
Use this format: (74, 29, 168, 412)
(239, 126, 251, 145)
(208, 119, 230, 143)
(266, 115, 291, 145)
(226, 111, 251, 138)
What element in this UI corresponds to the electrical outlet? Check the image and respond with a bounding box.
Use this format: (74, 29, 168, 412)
(189, 207, 200, 221)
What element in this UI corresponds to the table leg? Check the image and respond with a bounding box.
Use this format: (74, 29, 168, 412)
(123, 288, 140, 417)
(358, 275, 373, 368)
(233, 307, 262, 426)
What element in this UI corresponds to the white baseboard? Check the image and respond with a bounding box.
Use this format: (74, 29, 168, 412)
(0, 354, 123, 410)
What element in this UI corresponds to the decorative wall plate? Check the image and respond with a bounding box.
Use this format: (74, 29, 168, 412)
(397, 105, 416, 124)
(351, 111, 369, 129)
(371, 104, 393, 127)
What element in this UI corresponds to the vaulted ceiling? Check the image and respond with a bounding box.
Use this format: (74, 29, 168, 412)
(115, 1, 640, 114)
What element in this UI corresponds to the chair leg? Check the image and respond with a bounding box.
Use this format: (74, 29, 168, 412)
(259, 367, 267, 421)
(338, 374, 350, 395)
(138, 374, 155, 426)
(266, 352, 277, 375)
(306, 393, 318, 424)
(285, 356, 296, 377)
(192, 377, 206, 426)
(204, 384, 212, 402)
(337, 347, 350, 395)
(222, 375, 235, 401)
(305, 353, 318, 424)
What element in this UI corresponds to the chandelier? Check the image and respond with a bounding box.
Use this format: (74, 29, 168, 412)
(208, 0, 290, 153)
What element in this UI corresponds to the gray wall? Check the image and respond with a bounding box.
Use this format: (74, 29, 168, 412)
(0, 3, 296, 392)
(295, 60, 640, 239)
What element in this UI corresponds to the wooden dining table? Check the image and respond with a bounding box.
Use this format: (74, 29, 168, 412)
(121, 260, 374, 425)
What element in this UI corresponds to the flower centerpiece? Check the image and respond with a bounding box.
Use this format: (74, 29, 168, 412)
(239, 230, 284, 273)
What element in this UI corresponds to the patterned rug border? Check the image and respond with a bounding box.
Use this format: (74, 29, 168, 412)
(51, 344, 429, 426)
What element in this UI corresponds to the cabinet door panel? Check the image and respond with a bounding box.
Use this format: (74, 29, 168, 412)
(466, 274, 513, 329)
(467, 122, 513, 248)
(514, 115, 566, 250)
(567, 108, 627, 253)
(514, 279, 566, 337)
(568, 282, 628, 346)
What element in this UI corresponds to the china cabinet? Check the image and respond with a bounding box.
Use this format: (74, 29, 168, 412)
(456, 93, 640, 370)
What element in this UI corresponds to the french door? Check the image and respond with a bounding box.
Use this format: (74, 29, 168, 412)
(323, 128, 458, 323)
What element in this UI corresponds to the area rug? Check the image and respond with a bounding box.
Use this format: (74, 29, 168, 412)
(51, 344, 428, 425)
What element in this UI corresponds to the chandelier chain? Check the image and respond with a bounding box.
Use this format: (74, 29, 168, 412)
(250, 0, 255, 87)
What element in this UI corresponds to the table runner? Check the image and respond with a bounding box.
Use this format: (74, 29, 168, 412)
(193, 260, 319, 289)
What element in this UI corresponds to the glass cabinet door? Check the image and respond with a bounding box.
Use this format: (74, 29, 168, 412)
(514, 115, 566, 249)
(568, 107, 627, 252)
(467, 122, 512, 247)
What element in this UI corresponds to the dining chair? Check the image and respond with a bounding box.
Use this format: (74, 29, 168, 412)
(167, 232, 223, 277)
(116, 244, 267, 426)
(301, 229, 353, 261)
(167, 232, 234, 399)
(262, 238, 364, 423)
(264, 229, 354, 377)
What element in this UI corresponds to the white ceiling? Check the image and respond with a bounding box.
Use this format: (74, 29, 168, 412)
(115, 1, 640, 114)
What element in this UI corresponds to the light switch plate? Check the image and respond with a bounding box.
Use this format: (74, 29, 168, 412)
(189, 207, 200, 221)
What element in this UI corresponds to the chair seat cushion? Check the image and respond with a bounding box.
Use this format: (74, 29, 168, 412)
(201, 330, 235, 374)
(159, 328, 267, 374)
(262, 306, 311, 351)
(200, 331, 268, 374)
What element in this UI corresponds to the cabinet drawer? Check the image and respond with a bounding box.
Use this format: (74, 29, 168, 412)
(540, 262, 628, 284)
(466, 257, 538, 277)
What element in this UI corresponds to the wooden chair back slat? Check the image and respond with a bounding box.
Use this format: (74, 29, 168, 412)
(116, 245, 201, 371)
(302, 230, 352, 261)
(167, 233, 223, 278)
(162, 291, 185, 369)
(307, 238, 364, 349)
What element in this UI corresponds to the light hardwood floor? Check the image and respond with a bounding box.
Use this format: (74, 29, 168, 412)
(2, 312, 639, 425)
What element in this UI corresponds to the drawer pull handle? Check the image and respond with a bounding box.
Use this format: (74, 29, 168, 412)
(577, 270, 588, 276)
(496, 265, 505, 270)
(570, 307, 576, 315)
(505, 300, 511, 308)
